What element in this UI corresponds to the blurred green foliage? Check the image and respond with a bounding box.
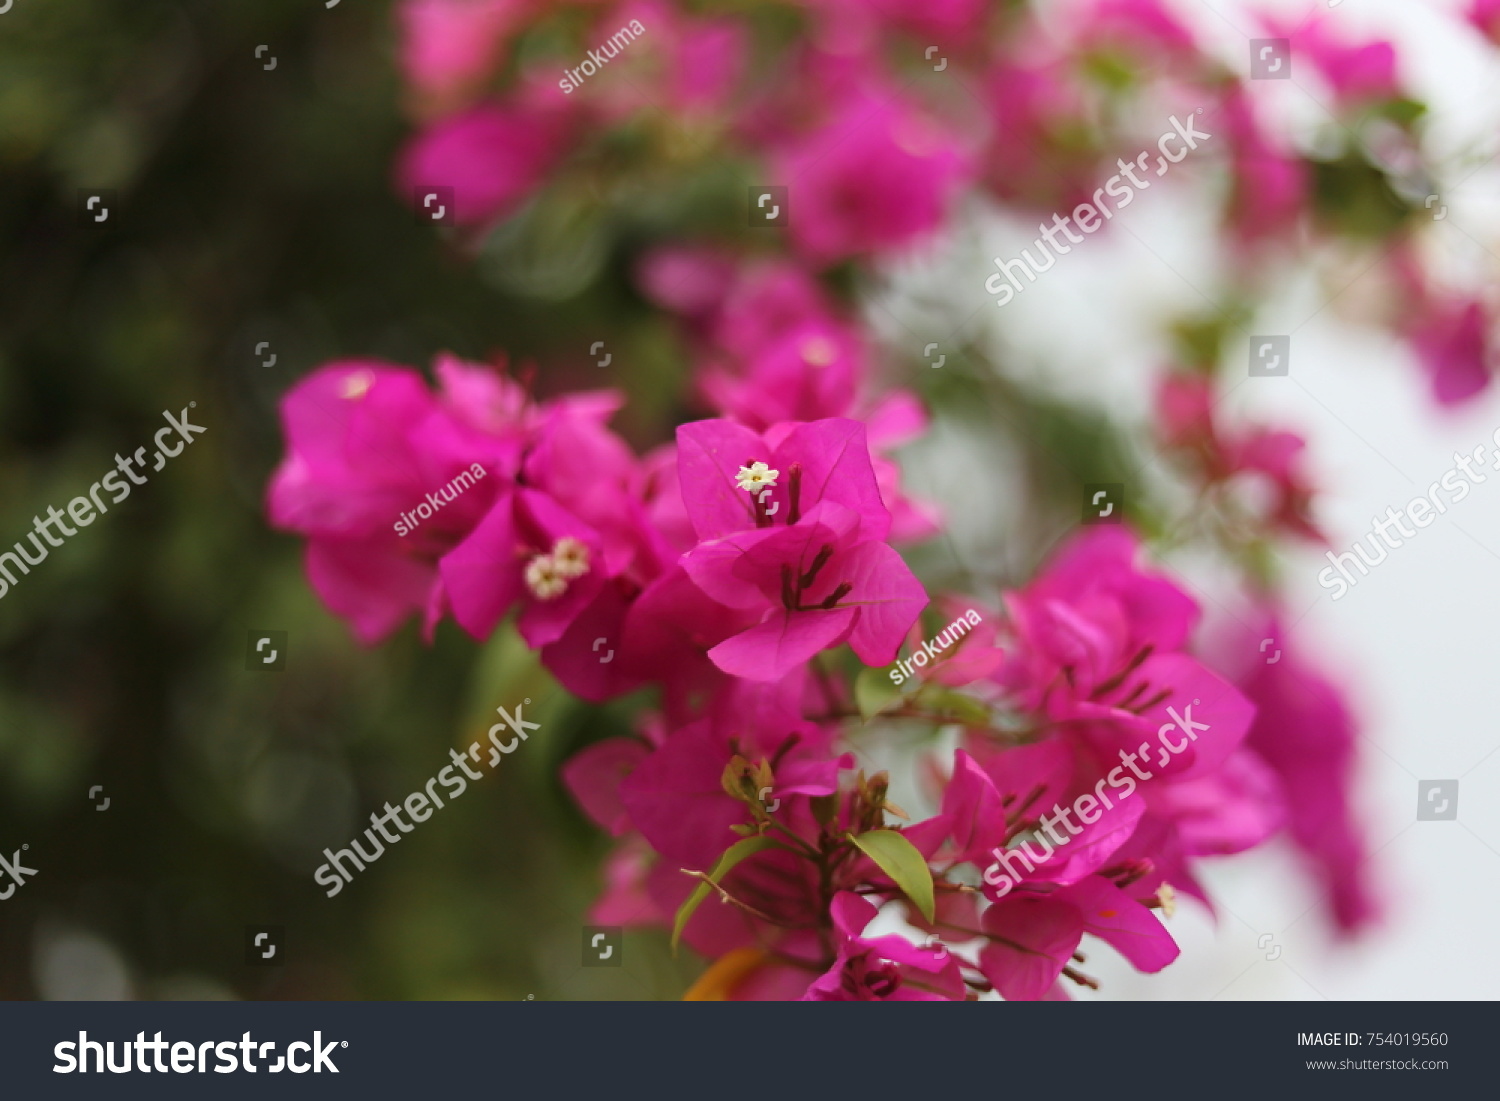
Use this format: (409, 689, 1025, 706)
(0, 0, 702, 1000)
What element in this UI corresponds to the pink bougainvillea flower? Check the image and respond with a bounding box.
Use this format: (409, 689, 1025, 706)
(807, 0, 986, 42)
(891, 597, 1002, 689)
(698, 319, 863, 430)
(1070, 649, 1256, 785)
(436, 380, 666, 657)
(616, 564, 763, 721)
(676, 418, 927, 679)
(270, 361, 441, 538)
(396, 99, 572, 226)
(977, 872, 1179, 1000)
(662, 258, 941, 542)
(978, 893, 1083, 1000)
(1265, 16, 1401, 108)
(1145, 747, 1287, 857)
(397, 0, 531, 110)
(929, 745, 1155, 905)
(1055, 874, 1180, 972)
(1407, 297, 1494, 407)
(667, 17, 747, 116)
(1073, 0, 1203, 77)
(1470, 0, 1500, 44)
(568, 0, 746, 120)
(440, 486, 605, 645)
(784, 0, 984, 43)
(1230, 428, 1323, 542)
(1155, 370, 1215, 450)
(431, 353, 540, 444)
(708, 261, 833, 362)
(268, 359, 514, 643)
(634, 244, 740, 319)
(524, 389, 670, 577)
(1154, 372, 1323, 542)
(538, 578, 651, 703)
(992, 526, 1257, 788)
(865, 391, 943, 543)
(676, 417, 892, 545)
(958, 775, 1146, 900)
(618, 714, 847, 868)
(562, 735, 653, 838)
(996, 525, 1198, 711)
(925, 749, 1013, 867)
(773, 92, 970, 265)
(803, 892, 965, 1001)
(929, 745, 1184, 997)
(1214, 611, 1379, 934)
(980, 56, 1100, 212)
(1219, 87, 1306, 244)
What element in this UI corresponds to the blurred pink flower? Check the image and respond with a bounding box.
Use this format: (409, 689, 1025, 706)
(1469, 0, 1500, 44)
(698, 319, 862, 429)
(267, 358, 518, 643)
(1266, 16, 1401, 107)
(1155, 372, 1323, 541)
(564, 1, 746, 119)
(1408, 297, 1494, 406)
(1215, 611, 1380, 934)
(772, 93, 970, 265)
(980, 57, 1100, 211)
(1220, 87, 1306, 244)
(867, 0, 988, 40)
(634, 244, 740, 318)
(395, 100, 572, 226)
(1074, 0, 1202, 75)
(397, 0, 531, 109)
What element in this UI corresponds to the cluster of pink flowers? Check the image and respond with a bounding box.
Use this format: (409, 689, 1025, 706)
(255, 0, 1500, 998)
(394, 0, 1497, 406)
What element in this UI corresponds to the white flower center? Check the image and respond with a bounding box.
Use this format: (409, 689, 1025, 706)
(524, 555, 568, 600)
(800, 336, 838, 367)
(1156, 882, 1176, 919)
(550, 536, 590, 579)
(735, 461, 779, 493)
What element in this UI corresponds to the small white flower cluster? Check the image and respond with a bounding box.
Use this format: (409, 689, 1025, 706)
(524, 536, 591, 600)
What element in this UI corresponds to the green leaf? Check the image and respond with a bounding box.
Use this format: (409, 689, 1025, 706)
(919, 686, 993, 726)
(854, 665, 905, 720)
(1378, 96, 1427, 127)
(848, 829, 935, 923)
(670, 836, 778, 953)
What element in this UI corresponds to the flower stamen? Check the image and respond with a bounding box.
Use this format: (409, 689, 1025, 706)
(550, 536, 591, 579)
(524, 555, 569, 600)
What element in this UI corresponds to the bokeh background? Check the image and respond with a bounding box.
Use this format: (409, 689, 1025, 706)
(0, 0, 706, 1001)
(1, 0, 1497, 1000)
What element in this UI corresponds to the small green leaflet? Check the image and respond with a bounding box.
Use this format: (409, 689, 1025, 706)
(848, 829, 935, 923)
(854, 665, 905, 720)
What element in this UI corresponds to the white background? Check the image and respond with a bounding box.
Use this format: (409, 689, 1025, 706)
(883, 0, 1500, 999)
